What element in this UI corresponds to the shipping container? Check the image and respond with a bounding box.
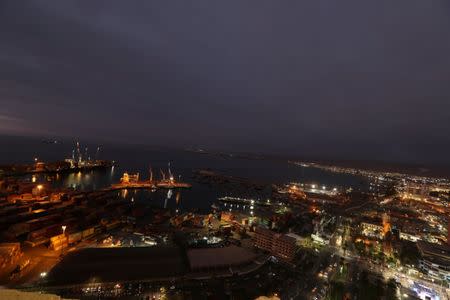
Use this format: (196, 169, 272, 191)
(9, 223, 30, 237)
(68, 232, 82, 244)
(82, 227, 94, 239)
(50, 234, 66, 243)
(28, 236, 49, 246)
(28, 228, 47, 240)
(105, 221, 120, 230)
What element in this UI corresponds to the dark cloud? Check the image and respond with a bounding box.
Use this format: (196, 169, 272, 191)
(1, 1, 450, 165)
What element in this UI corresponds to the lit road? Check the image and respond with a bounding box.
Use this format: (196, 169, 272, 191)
(5, 237, 100, 287)
(4, 246, 60, 287)
(326, 244, 450, 300)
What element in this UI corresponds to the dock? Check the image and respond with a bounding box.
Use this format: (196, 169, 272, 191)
(111, 168, 192, 191)
(109, 181, 191, 191)
(110, 172, 192, 191)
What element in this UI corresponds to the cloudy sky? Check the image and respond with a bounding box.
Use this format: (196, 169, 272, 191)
(1, 1, 450, 164)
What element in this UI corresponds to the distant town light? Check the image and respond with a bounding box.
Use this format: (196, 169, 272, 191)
(40, 272, 47, 278)
(37, 184, 43, 190)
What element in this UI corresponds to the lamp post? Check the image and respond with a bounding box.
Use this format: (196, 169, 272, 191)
(61, 225, 67, 257)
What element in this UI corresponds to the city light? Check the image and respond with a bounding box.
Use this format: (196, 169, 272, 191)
(2, 140, 449, 299)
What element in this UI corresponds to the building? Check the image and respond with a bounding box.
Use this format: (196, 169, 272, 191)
(360, 222, 383, 239)
(417, 241, 450, 284)
(220, 211, 235, 222)
(360, 220, 421, 242)
(46, 247, 186, 286)
(35, 162, 46, 172)
(254, 227, 296, 261)
(187, 245, 256, 271)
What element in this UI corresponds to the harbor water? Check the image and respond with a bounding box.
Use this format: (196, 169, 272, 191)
(0, 136, 369, 213)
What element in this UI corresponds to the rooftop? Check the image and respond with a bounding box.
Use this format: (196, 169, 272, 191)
(187, 245, 257, 270)
(46, 246, 187, 286)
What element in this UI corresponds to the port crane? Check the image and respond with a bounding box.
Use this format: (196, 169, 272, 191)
(95, 146, 101, 160)
(160, 169, 166, 181)
(76, 141, 82, 162)
(168, 162, 174, 181)
(149, 165, 153, 182)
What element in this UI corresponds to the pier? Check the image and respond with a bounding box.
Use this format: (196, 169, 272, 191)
(109, 170, 191, 191)
(109, 181, 191, 191)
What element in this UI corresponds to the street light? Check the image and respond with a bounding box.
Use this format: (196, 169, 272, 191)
(61, 225, 67, 257)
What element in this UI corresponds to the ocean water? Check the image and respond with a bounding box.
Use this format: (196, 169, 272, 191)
(0, 136, 368, 212)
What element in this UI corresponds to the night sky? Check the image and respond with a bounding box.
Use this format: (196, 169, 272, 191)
(1, 1, 450, 165)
